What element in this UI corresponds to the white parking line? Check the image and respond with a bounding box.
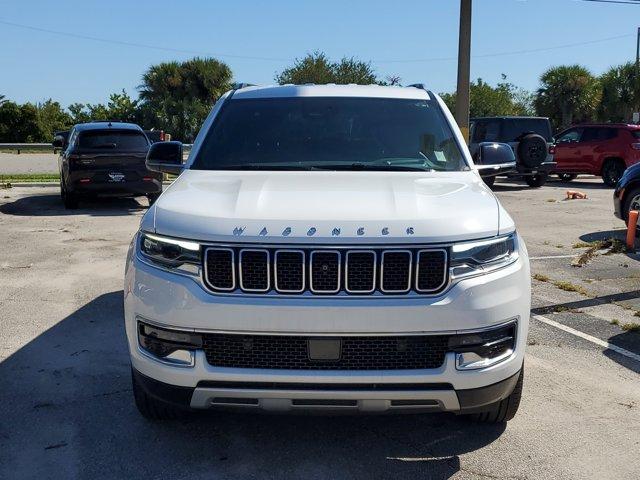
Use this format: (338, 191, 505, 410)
(532, 314, 640, 363)
(529, 254, 578, 260)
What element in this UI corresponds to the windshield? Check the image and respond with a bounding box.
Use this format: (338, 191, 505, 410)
(502, 119, 552, 142)
(191, 97, 468, 172)
(78, 130, 149, 150)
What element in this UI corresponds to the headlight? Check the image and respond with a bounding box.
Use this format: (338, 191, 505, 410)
(450, 232, 519, 279)
(139, 232, 201, 274)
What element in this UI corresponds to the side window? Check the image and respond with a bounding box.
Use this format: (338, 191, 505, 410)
(557, 128, 583, 143)
(600, 128, 617, 140)
(473, 120, 500, 143)
(580, 127, 617, 142)
(580, 128, 600, 142)
(66, 129, 77, 152)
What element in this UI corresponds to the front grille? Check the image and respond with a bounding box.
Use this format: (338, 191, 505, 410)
(202, 334, 449, 370)
(203, 246, 448, 296)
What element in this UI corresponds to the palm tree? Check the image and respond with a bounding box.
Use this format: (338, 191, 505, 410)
(138, 58, 232, 141)
(534, 65, 602, 129)
(598, 62, 638, 123)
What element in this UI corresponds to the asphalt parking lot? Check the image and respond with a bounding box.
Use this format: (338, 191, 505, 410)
(1, 176, 639, 479)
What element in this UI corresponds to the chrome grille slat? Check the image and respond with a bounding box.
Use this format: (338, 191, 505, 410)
(204, 248, 235, 291)
(274, 250, 305, 293)
(345, 250, 376, 293)
(239, 249, 270, 292)
(380, 250, 412, 293)
(416, 249, 448, 292)
(310, 250, 341, 293)
(203, 246, 447, 296)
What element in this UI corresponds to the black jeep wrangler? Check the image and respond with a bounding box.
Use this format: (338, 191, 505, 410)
(469, 117, 556, 188)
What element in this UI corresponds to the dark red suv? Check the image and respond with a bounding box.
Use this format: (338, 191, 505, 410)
(553, 124, 640, 186)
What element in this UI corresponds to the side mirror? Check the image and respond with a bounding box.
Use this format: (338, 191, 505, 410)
(146, 141, 184, 175)
(52, 135, 65, 149)
(473, 142, 516, 177)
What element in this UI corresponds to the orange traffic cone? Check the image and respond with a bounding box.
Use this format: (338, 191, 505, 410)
(627, 210, 639, 250)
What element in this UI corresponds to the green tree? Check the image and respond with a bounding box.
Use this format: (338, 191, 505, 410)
(534, 65, 601, 130)
(440, 75, 534, 118)
(36, 100, 72, 139)
(598, 62, 639, 123)
(105, 90, 140, 123)
(86, 103, 111, 121)
(275, 52, 379, 85)
(68, 103, 91, 124)
(139, 57, 233, 141)
(0, 101, 41, 142)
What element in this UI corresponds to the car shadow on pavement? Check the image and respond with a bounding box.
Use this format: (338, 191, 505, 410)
(0, 291, 506, 480)
(579, 230, 627, 243)
(579, 230, 640, 261)
(532, 291, 640, 375)
(0, 193, 147, 217)
(604, 331, 640, 375)
(531, 290, 640, 317)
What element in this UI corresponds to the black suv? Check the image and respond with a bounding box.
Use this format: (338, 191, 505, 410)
(53, 122, 162, 209)
(469, 117, 556, 187)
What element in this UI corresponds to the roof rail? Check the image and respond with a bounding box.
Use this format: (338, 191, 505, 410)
(233, 83, 257, 89)
(407, 83, 426, 90)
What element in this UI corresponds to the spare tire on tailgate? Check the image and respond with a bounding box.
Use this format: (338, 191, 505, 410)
(517, 134, 547, 168)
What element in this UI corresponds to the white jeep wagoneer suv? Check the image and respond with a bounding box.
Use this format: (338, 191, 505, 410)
(124, 84, 530, 423)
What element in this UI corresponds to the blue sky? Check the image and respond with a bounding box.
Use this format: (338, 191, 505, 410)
(1, 0, 639, 107)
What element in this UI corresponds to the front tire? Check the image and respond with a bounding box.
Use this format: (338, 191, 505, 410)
(469, 367, 524, 424)
(623, 187, 640, 225)
(525, 174, 547, 188)
(602, 159, 626, 187)
(132, 369, 184, 421)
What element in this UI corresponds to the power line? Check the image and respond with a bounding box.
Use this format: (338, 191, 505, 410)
(579, 0, 640, 4)
(375, 33, 635, 63)
(0, 19, 291, 62)
(0, 18, 635, 65)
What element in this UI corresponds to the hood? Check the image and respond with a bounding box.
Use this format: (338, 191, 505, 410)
(146, 170, 503, 244)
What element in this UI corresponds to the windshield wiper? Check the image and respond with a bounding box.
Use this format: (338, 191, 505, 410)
(311, 163, 433, 172)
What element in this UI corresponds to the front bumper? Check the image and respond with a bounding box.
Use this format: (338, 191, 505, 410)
(514, 160, 556, 176)
(124, 238, 530, 413)
(71, 179, 162, 197)
(133, 367, 522, 414)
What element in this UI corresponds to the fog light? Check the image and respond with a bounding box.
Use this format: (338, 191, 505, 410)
(449, 321, 516, 371)
(137, 321, 202, 367)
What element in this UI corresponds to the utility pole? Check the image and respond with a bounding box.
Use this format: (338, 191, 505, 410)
(635, 26, 640, 123)
(455, 0, 472, 142)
